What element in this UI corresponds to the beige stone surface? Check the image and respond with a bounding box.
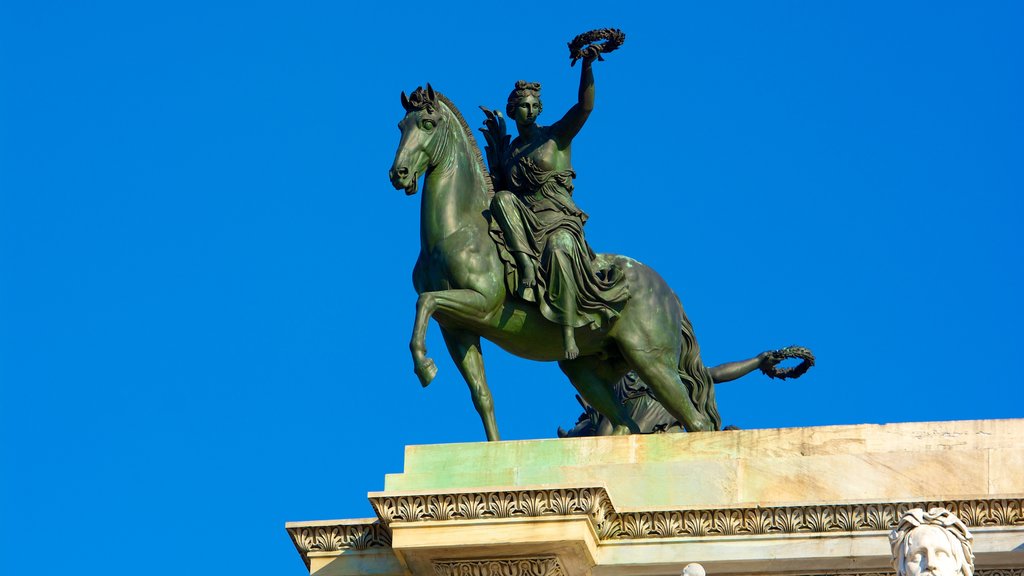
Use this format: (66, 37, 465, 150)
(384, 419, 1024, 511)
(307, 550, 405, 576)
(990, 448, 1024, 495)
(390, 517, 598, 576)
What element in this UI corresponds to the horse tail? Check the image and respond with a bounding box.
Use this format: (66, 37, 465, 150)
(677, 313, 723, 431)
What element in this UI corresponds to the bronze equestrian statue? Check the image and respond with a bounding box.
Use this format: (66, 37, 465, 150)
(388, 30, 812, 441)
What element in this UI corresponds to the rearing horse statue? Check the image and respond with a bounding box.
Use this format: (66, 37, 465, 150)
(389, 84, 722, 441)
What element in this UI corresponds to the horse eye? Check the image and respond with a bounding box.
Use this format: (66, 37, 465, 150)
(423, 119, 435, 130)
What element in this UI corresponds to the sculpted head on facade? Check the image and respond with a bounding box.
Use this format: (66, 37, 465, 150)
(682, 563, 706, 576)
(890, 508, 974, 576)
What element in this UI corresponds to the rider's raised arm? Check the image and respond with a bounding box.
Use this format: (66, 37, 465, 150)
(551, 52, 596, 147)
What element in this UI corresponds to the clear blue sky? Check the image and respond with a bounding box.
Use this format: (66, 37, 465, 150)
(1, 1, 1021, 574)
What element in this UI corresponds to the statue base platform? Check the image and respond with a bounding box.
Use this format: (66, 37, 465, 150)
(287, 419, 1024, 576)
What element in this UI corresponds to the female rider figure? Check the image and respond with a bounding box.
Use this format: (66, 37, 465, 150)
(489, 47, 629, 360)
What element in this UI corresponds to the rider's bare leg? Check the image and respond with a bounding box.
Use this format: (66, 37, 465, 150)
(546, 231, 580, 360)
(490, 191, 537, 300)
(513, 251, 537, 296)
(562, 324, 579, 360)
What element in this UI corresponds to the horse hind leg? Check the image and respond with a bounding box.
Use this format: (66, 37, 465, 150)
(441, 328, 500, 441)
(619, 345, 714, 433)
(558, 355, 639, 435)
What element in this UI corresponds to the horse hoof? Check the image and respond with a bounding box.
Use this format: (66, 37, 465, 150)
(689, 416, 713, 433)
(415, 358, 438, 387)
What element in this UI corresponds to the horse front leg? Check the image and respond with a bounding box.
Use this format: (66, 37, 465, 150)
(441, 327, 499, 441)
(410, 288, 496, 387)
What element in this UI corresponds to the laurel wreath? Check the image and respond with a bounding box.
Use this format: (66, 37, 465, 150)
(759, 346, 816, 380)
(568, 28, 626, 66)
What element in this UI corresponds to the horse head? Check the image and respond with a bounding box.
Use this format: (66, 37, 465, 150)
(389, 84, 448, 196)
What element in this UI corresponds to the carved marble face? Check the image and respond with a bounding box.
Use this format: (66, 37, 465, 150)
(682, 563, 706, 576)
(512, 94, 542, 126)
(903, 525, 959, 576)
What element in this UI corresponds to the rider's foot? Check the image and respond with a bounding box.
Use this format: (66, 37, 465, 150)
(563, 326, 579, 360)
(514, 254, 537, 301)
(516, 280, 536, 300)
(520, 266, 536, 287)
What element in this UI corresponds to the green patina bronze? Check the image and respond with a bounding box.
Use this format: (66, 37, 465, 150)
(388, 30, 812, 441)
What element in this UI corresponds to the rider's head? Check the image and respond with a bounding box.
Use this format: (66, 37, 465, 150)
(507, 80, 542, 126)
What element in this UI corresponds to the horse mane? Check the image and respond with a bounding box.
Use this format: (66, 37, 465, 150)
(435, 92, 495, 200)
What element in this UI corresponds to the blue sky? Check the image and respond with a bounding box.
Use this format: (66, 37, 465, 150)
(1, 1, 1021, 574)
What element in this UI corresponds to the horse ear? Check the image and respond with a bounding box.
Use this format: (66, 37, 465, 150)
(401, 91, 410, 112)
(426, 83, 437, 104)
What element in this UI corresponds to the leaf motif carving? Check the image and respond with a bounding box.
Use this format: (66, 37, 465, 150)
(358, 492, 1023, 547)
(371, 497, 397, 523)
(457, 493, 485, 519)
(744, 509, 774, 534)
(832, 505, 854, 531)
(550, 490, 574, 516)
(621, 513, 653, 538)
(684, 511, 711, 537)
(712, 509, 742, 535)
(776, 507, 802, 533)
(805, 506, 834, 532)
(314, 527, 336, 551)
(430, 495, 457, 521)
(348, 527, 374, 550)
(652, 511, 683, 537)
(292, 527, 315, 552)
(865, 505, 890, 530)
(596, 515, 623, 539)
(576, 489, 596, 515)
(521, 491, 548, 517)
(489, 491, 518, 518)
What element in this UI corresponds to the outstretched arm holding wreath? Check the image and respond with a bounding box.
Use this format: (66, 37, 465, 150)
(551, 47, 598, 147)
(552, 28, 625, 146)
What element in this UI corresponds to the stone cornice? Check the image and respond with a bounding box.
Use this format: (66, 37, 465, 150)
(287, 520, 391, 569)
(370, 488, 612, 527)
(602, 497, 1024, 539)
(369, 488, 1024, 540)
(286, 490, 1024, 565)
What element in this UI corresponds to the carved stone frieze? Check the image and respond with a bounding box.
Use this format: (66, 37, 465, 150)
(603, 498, 1024, 539)
(289, 493, 1024, 567)
(369, 488, 1024, 541)
(432, 557, 565, 576)
(288, 521, 391, 554)
(370, 487, 614, 528)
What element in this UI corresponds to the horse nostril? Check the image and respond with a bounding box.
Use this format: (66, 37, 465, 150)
(397, 167, 409, 178)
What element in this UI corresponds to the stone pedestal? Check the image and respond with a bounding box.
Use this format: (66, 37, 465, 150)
(287, 419, 1024, 576)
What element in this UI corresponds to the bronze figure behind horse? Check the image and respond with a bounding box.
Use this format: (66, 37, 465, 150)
(389, 85, 721, 441)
